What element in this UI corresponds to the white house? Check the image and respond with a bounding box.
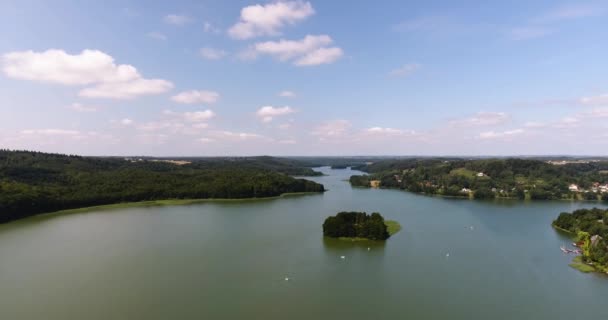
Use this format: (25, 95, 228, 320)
(477, 172, 485, 177)
(569, 184, 579, 192)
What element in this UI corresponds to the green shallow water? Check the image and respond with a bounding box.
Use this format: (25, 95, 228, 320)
(1, 167, 607, 319)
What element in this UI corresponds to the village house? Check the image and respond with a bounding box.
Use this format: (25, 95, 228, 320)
(461, 188, 472, 193)
(569, 184, 579, 192)
(477, 172, 485, 177)
(370, 180, 381, 188)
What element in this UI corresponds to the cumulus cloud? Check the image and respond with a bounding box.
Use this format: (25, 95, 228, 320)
(256, 106, 295, 122)
(209, 130, 265, 141)
(2, 49, 173, 99)
(450, 112, 510, 126)
(389, 64, 421, 77)
(278, 90, 296, 97)
(250, 35, 343, 66)
(171, 90, 220, 104)
(228, 1, 315, 39)
(200, 47, 228, 60)
(164, 14, 192, 26)
(79, 78, 173, 99)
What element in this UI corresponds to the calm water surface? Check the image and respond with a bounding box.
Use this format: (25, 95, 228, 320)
(1, 167, 607, 319)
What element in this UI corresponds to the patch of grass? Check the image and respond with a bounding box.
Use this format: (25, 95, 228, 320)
(569, 256, 596, 273)
(385, 220, 402, 236)
(449, 168, 476, 178)
(38, 192, 321, 219)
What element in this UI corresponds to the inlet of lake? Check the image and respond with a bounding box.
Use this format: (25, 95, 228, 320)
(1, 167, 607, 319)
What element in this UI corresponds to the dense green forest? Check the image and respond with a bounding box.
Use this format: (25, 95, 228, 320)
(0, 150, 325, 223)
(323, 212, 390, 240)
(349, 158, 608, 201)
(553, 208, 608, 272)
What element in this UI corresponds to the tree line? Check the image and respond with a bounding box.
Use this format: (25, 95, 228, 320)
(0, 150, 325, 223)
(350, 158, 608, 201)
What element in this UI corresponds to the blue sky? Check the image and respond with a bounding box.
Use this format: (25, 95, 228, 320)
(1, 0, 607, 156)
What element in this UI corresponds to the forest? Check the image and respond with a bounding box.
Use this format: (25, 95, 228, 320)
(349, 158, 608, 201)
(322, 211, 390, 240)
(0, 150, 325, 223)
(553, 208, 608, 272)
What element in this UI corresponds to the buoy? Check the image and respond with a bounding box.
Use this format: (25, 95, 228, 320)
(340, 255, 346, 259)
(285, 277, 289, 281)
(446, 253, 450, 257)
(367, 247, 371, 251)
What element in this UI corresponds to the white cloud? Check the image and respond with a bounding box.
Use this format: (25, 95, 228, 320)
(450, 112, 510, 126)
(278, 90, 296, 97)
(171, 90, 220, 104)
(295, 47, 343, 66)
(2, 49, 173, 99)
(581, 93, 608, 106)
(389, 64, 421, 77)
(252, 35, 343, 66)
(365, 127, 405, 136)
(228, 1, 315, 39)
(2, 49, 139, 85)
(120, 118, 133, 125)
(200, 47, 228, 60)
(183, 110, 216, 122)
(163, 109, 216, 122)
(313, 120, 352, 138)
(479, 129, 524, 139)
(147, 32, 167, 41)
(256, 106, 295, 122)
(79, 78, 173, 99)
(164, 14, 192, 26)
(67, 102, 99, 112)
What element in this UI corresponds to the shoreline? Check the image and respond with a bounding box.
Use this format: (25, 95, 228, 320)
(3, 192, 323, 225)
(355, 184, 608, 203)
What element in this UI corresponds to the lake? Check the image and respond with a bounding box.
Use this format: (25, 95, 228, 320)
(1, 167, 607, 319)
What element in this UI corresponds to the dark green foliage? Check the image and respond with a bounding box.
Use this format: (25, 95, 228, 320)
(323, 211, 390, 240)
(0, 150, 325, 223)
(350, 158, 608, 200)
(473, 188, 495, 200)
(553, 208, 608, 268)
(349, 175, 370, 187)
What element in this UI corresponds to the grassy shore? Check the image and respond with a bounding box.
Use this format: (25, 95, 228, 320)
(19, 192, 322, 223)
(385, 220, 402, 236)
(569, 256, 596, 273)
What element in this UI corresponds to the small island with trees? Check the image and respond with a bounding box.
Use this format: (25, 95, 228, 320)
(553, 208, 608, 274)
(323, 211, 401, 241)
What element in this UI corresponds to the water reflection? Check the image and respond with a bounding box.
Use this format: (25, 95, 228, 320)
(322, 237, 386, 252)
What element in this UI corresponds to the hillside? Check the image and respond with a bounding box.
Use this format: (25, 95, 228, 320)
(0, 150, 325, 223)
